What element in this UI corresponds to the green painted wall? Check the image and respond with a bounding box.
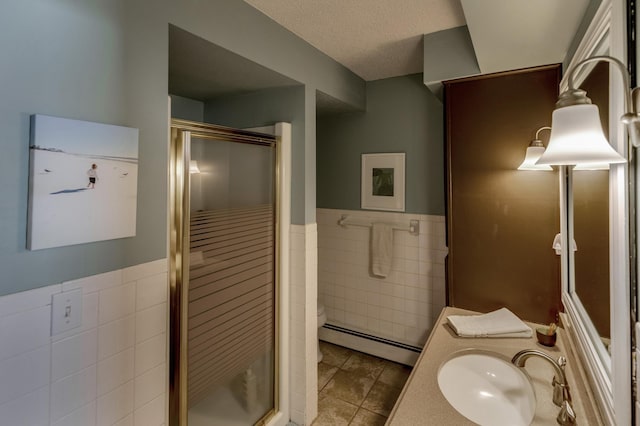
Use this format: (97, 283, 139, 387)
(170, 95, 204, 121)
(203, 86, 316, 224)
(0, 0, 362, 296)
(423, 26, 480, 84)
(317, 74, 445, 216)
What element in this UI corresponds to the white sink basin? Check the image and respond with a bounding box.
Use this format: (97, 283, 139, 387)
(437, 350, 536, 426)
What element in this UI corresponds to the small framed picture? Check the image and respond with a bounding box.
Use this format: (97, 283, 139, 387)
(361, 153, 405, 211)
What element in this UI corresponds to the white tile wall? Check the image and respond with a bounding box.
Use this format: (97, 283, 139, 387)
(0, 385, 50, 426)
(0, 305, 51, 361)
(52, 401, 96, 426)
(317, 208, 447, 348)
(52, 330, 98, 382)
(51, 365, 97, 423)
(97, 348, 134, 396)
(134, 394, 165, 426)
(97, 382, 134, 426)
(0, 345, 50, 405)
(289, 223, 318, 426)
(0, 259, 168, 426)
(98, 316, 136, 361)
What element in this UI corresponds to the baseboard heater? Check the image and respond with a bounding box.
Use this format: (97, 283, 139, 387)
(319, 323, 422, 366)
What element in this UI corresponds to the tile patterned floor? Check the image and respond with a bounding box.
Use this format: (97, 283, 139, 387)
(313, 341, 412, 426)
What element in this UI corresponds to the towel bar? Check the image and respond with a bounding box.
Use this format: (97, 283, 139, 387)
(338, 215, 420, 236)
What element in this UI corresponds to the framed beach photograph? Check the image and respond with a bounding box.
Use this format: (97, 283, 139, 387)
(27, 114, 139, 250)
(361, 152, 405, 212)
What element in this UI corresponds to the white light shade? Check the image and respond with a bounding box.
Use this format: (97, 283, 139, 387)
(189, 160, 201, 174)
(552, 233, 577, 255)
(536, 104, 626, 166)
(518, 146, 553, 170)
(574, 163, 610, 171)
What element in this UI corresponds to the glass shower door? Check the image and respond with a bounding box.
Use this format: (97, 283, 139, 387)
(187, 137, 276, 425)
(170, 120, 278, 426)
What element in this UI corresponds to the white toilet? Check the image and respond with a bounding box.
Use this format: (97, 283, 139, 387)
(317, 304, 327, 363)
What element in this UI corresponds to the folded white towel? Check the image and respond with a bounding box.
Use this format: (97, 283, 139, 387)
(371, 222, 393, 278)
(447, 308, 532, 338)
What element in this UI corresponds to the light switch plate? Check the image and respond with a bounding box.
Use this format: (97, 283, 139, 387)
(51, 289, 82, 336)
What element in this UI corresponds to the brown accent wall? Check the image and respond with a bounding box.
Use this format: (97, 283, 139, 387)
(444, 65, 562, 324)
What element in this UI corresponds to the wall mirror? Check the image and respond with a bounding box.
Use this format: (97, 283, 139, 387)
(568, 59, 611, 370)
(560, 0, 631, 424)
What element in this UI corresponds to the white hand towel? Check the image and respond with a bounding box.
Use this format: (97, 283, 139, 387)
(371, 222, 393, 278)
(447, 307, 532, 338)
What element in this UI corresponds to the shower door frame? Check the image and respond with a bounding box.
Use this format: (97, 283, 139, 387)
(169, 118, 282, 426)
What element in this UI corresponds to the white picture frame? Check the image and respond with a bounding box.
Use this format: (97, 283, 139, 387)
(361, 152, 405, 211)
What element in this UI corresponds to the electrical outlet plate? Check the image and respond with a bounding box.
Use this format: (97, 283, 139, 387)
(51, 289, 82, 336)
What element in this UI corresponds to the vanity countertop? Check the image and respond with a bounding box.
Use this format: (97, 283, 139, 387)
(387, 307, 602, 425)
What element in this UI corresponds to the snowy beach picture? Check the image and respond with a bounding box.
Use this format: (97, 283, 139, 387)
(27, 114, 139, 250)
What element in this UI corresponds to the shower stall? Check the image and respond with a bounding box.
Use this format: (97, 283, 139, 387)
(169, 119, 286, 425)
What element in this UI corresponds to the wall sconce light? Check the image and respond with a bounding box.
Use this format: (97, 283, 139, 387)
(518, 126, 554, 170)
(552, 233, 577, 255)
(536, 56, 638, 167)
(189, 160, 201, 174)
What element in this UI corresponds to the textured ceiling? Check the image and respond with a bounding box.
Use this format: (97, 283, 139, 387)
(243, 0, 466, 81)
(244, 0, 592, 82)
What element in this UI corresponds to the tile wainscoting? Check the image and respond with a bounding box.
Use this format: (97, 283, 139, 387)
(317, 209, 447, 350)
(290, 223, 318, 425)
(0, 223, 321, 426)
(0, 259, 168, 426)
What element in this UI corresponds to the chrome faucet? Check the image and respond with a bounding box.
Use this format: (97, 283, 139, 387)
(512, 349, 576, 425)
